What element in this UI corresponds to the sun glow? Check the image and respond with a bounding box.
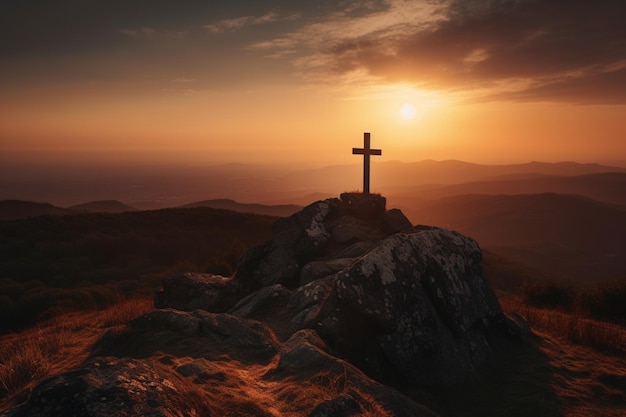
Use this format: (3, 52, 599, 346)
(400, 103, 417, 120)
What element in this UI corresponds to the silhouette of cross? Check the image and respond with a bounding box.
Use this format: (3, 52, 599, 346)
(352, 132, 382, 194)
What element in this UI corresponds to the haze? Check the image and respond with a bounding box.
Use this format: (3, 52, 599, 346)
(1, 1, 625, 175)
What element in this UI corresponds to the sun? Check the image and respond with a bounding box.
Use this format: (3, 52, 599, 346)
(399, 103, 417, 120)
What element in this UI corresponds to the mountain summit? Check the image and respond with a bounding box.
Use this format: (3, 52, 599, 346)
(8, 193, 526, 416)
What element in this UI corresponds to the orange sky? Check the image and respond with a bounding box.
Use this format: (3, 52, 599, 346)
(1, 0, 625, 168)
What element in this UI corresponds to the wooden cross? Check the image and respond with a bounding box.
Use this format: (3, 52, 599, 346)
(352, 132, 382, 194)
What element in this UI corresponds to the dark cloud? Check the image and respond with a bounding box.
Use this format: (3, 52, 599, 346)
(3, 0, 624, 103)
(0, 0, 256, 58)
(328, 0, 626, 103)
(0, 0, 308, 90)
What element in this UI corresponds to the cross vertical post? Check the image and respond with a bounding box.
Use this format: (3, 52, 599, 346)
(352, 132, 382, 194)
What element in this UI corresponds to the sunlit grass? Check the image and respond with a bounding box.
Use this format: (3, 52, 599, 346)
(501, 297, 626, 355)
(0, 297, 152, 404)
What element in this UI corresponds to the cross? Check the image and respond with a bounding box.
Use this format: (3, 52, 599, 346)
(352, 132, 382, 194)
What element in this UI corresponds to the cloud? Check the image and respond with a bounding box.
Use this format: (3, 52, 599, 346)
(247, 0, 438, 87)
(267, 0, 626, 103)
(204, 11, 300, 34)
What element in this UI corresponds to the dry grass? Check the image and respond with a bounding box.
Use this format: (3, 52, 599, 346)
(0, 297, 152, 405)
(502, 297, 626, 355)
(1, 296, 393, 416)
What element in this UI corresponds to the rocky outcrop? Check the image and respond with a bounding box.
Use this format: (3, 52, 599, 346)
(6, 193, 526, 416)
(148, 193, 520, 387)
(233, 193, 393, 294)
(7, 312, 437, 417)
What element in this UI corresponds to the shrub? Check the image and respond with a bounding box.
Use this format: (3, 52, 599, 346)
(521, 281, 575, 311)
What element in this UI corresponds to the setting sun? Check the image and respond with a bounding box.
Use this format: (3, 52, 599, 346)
(400, 103, 417, 120)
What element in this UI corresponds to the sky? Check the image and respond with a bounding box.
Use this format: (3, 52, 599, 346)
(1, 0, 625, 168)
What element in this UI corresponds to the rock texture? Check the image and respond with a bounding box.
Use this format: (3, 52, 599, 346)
(5, 193, 526, 416)
(313, 226, 503, 385)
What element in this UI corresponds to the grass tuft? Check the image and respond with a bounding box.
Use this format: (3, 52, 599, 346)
(0, 296, 152, 403)
(502, 298, 626, 355)
(0, 338, 51, 396)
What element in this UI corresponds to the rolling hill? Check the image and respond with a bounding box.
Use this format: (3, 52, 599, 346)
(69, 200, 137, 213)
(181, 199, 301, 217)
(3, 160, 624, 209)
(401, 193, 626, 282)
(391, 172, 626, 206)
(0, 200, 74, 221)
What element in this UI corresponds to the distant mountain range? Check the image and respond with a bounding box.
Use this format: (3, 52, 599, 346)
(2, 160, 624, 209)
(0, 199, 298, 221)
(0, 200, 136, 221)
(180, 199, 301, 217)
(2, 160, 625, 284)
(389, 172, 626, 206)
(277, 160, 626, 197)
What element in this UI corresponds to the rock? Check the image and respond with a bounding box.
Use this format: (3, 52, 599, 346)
(234, 237, 300, 291)
(299, 258, 353, 285)
(339, 192, 386, 221)
(4, 357, 215, 417)
(382, 208, 413, 234)
(329, 216, 374, 244)
(228, 284, 291, 318)
(232, 194, 391, 293)
(154, 272, 235, 312)
(288, 278, 333, 312)
(92, 309, 280, 364)
(234, 198, 341, 292)
(264, 330, 439, 417)
(264, 329, 347, 379)
(289, 304, 323, 334)
(308, 392, 362, 417)
(311, 226, 505, 385)
(333, 240, 378, 259)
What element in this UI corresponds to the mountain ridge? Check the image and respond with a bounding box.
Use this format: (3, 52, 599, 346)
(2, 160, 624, 209)
(181, 199, 301, 217)
(69, 200, 137, 213)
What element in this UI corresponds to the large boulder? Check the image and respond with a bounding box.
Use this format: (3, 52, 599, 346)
(316, 227, 504, 385)
(154, 272, 236, 312)
(289, 226, 507, 386)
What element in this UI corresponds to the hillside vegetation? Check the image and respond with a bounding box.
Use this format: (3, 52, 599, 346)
(0, 207, 275, 332)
